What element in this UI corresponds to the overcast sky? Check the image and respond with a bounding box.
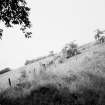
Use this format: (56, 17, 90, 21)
(0, 0, 105, 70)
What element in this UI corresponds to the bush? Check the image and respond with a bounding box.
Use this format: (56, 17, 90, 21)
(61, 42, 80, 59)
(69, 42, 78, 49)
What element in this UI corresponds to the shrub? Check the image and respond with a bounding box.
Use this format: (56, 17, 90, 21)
(69, 42, 78, 49)
(61, 42, 80, 59)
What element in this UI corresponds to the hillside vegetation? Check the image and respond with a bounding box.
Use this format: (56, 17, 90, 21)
(1, 40, 105, 105)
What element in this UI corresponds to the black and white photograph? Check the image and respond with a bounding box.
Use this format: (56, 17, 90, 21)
(0, 0, 105, 105)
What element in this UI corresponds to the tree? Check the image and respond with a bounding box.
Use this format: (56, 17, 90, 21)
(94, 29, 105, 41)
(69, 41, 78, 49)
(99, 36, 105, 44)
(0, 0, 32, 39)
(61, 41, 80, 58)
(67, 42, 78, 57)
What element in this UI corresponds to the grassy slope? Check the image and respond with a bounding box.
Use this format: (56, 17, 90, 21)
(1, 41, 105, 104)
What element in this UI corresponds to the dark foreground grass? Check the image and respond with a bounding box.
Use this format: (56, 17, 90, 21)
(0, 84, 105, 105)
(1, 70, 105, 105)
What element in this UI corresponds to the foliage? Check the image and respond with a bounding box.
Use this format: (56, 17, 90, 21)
(69, 42, 78, 49)
(0, 0, 32, 38)
(61, 41, 80, 58)
(94, 29, 105, 43)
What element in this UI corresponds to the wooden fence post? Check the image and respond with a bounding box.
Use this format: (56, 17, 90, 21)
(8, 78, 11, 87)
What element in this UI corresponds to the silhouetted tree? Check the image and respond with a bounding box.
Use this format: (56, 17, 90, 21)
(0, 0, 32, 38)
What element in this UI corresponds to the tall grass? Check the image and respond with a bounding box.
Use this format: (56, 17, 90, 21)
(1, 71, 105, 105)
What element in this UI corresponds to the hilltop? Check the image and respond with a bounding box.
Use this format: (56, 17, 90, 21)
(0, 40, 105, 105)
